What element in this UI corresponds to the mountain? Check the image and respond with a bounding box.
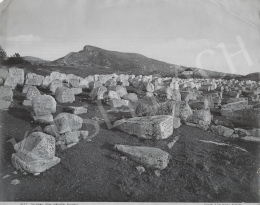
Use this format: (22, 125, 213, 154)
(239, 72, 260, 81)
(22, 56, 50, 64)
(23, 45, 245, 79)
(51, 45, 186, 76)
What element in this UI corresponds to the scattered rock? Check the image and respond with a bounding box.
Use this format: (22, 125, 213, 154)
(8, 67, 24, 86)
(32, 95, 56, 116)
(11, 179, 20, 185)
(68, 106, 88, 114)
(3, 174, 10, 179)
(25, 73, 44, 86)
(26, 86, 40, 100)
(136, 166, 146, 175)
(55, 87, 75, 103)
(186, 110, 211, 126)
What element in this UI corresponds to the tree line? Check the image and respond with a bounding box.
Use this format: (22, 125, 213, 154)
(0, 45, 28, 66)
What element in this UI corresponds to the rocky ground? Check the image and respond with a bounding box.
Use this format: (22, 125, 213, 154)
(0, 85, 259, 202)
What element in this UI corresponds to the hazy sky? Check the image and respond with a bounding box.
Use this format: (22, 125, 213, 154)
(0, 0, 259, 75)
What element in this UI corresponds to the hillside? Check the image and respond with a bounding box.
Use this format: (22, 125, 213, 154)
(22, 56, 50, 65)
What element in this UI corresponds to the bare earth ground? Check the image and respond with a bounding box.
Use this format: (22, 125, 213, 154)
(0, 86, 259, 202)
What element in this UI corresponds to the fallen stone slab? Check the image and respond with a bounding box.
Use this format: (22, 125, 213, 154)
(135, 100, 176, 117)
(114, 144, 170, 170)
(221, 106, 260, 128)
(32, 95, 56, 116)
(211, 125, 234, 138)
(240, 136, 260, 142)
(68, 106, 88, 115)
(185, 122, 209, 130)
(227, 97, 248, 104)
(31, 113, 53, 123)
(54, 113, 83, 134)
(107, 99, 129, 108)
(213, 116, 234, 128)
(55, 87, 75, 103)
(114, 115, 173, 140)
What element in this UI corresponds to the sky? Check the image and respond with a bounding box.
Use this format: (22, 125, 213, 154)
(0, 0, 259, 75)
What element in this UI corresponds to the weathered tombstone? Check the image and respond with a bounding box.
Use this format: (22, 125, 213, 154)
(89, 86, 107, 100)
(108, 85, 127, 97)
(54, 113, 83, 134)
(175, 101, 193, 121)
(8, 67, 24, 86)
(69, 79, 80, 88)
(114, 115, 174, 140)
(49, 79, 62, 93)
(41, 76, 52, 89)
(144, 82, 154, 92)
(0, 86, 13, 101)
(11, 132, 60, 174)
(55, 87, 75, 103)
(0, 68, 8, 80)
(4, 76, 17, 89)
(26, 86, 41, 100)
(32, 94, 56, 116)
(89, 81, 102, 90)
(114, 144, 170, 170)
(25, 73, 44, 86)
(71, 87, 82, 95)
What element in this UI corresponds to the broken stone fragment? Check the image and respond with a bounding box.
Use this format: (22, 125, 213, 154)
(114, 115, 173, 140)
(68, 106, 88, 115)
(173, 117, 181, 129)
(55, 87, 75, 103)
(186, 110, 211, 126)
(31, 113, 53, 123)
(32, 95, 56, 116)
(43, 124, 60, 138)
(54, 113, 83, 134)
(49, 79, 63, 94)
(114, 144, 170, 170)
(211, 125, 234, 138)
(185, 122, 209, 130)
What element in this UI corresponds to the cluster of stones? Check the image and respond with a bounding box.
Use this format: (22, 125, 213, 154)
(1, 66, 260, 172)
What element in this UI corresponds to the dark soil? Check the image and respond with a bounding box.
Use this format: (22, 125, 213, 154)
(0, 88, 259, 202)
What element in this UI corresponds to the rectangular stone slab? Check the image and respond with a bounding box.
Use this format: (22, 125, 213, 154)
(114, 115, 173, 140)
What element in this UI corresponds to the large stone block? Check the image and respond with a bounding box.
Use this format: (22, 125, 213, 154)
(8, 67, 24, 85)
(55, 87, 75, 103)
(54, 113, 83, 134)
(114, 115, 174, 140)
(41, 76, 52, 89)
(32, 95, 56, 116)
(175, 101, 193, 121)
(0, 100, 11, 109)
(107, 99, 129, 108)
(122, 93, 138, 102)
(4, 76, 17, 89)
(89, 86, 107, 100)
(114, 144, 170, 170)
(0, 68, 8, 80)
(25, 73, 44, 86)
